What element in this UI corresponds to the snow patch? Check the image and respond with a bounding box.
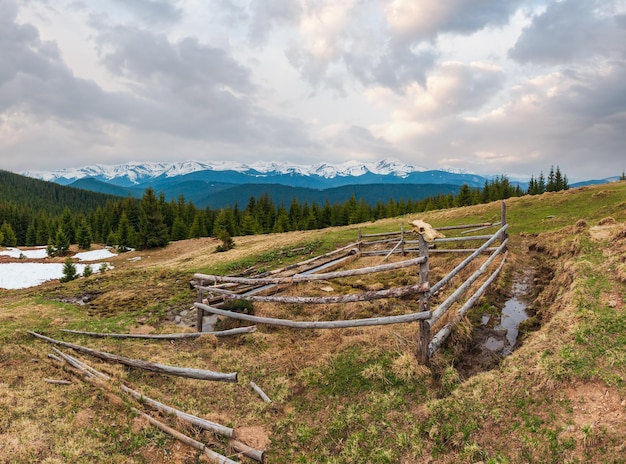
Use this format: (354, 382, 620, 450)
(0, 263, 111, 289)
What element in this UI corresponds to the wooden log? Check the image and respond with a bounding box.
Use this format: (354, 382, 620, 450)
(429, 239, 508, 327)
(52, 348, 255, 461)
(53, 348, 237, 439)
(28, 331, 238, 382)
(250, 381, 272, 403)
(230, 440, 265, 463)
(194, 302, 431, 329)
(132, 408, 239, 464)
(44, 379, 72, 385)
(428, 224, 508, 297)
(197, 281, 429, 305)
(382, 238, 404, 261)
(461, 222, 501, 235)
(432, 234, 495, 243)
(359, 230, 403, 238)
(194, 256, 426, 286)
(60, 326, 257, 340)
(121, 384, 235, 438)
(428, 253, 507, 357)
(360, 237, 402, 246)
(435, 222, 495, 231)
(47, 353, 63, 362)
(417, 234, 431, 365)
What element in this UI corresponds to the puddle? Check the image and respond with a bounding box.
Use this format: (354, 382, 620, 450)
(497, 280, 530, 348)
(483, 279, 530, 355)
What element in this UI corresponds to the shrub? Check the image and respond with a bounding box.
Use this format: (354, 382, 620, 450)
(82, 264, 93, 278)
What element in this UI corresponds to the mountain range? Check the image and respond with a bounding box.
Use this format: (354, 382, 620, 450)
(20, 159, 617, 209)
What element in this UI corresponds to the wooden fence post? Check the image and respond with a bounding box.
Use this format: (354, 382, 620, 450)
(196, 280, 204, 332)
(401, 223, 405, 255)
(358, 228, 362, 252)
(417, 234, 431, 364)
(501, 201, 508, 247)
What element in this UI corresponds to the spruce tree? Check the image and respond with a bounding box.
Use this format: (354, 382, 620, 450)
(137, 187, 169, 249)
(54, 225, 70, 256)
(0, 222, 17, 247)
(77, 219, 92, 250)
(116, 212, 134, 251)
(60, 257, 78, 283)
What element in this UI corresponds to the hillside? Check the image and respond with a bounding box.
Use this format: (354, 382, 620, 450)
(1, 181, 625, 462)
(0, 170, 126, 214)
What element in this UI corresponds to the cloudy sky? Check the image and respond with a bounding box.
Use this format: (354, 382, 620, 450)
(1, 0, 625, 180)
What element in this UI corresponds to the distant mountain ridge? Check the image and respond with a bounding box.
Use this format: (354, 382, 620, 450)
(21, 159, 487, 208)
(22, 159, 478, 187)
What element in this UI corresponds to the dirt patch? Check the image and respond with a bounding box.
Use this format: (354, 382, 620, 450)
(235, 425, 271, 450)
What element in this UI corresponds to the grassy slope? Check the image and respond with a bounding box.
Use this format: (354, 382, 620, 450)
(1, 182, 625, 463)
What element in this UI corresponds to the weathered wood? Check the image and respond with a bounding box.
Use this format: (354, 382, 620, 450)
(429, 239, 508, 326)
(428, 253, 507, 357)
(44, 378, 72, 385)
(230, 440, 265, 463)
(194, 256, 426, 286)
(60, 326, 257, 340)
(197, 281, 429, 304)
(461, 222, 501, 235)
(432, 234, 496, 243)
(194, 302, 431, 329)
(382, 238, 404, 261)
(428, 224, 508, 297)
(417, 234, 431, 364)
(132, 408, 239, 464)
(428, 247, 500, 254)
(436, 222, 495, 231)
(360, 237, 403, 246)
(47, 353, 63, 362)
(53, 348, 237, 439)
(501, 201, 508, 245)
(250, 381, 272, 403)
(359, 230, 403, 238)
(29, 331, 238, 382)
(121, 384, 235, 438)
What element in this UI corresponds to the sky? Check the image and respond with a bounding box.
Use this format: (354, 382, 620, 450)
(1, 0, 625, 181)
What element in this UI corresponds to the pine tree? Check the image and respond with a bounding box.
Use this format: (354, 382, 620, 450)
(170, 216, 189, 241)
(60, 257, 78, 283)
(54, 225, 71, 256)
(77, 219, 92, 250)
(137, 187, 169, 249)
(116, 212, 134, 251)
(0, 222, 17, 247)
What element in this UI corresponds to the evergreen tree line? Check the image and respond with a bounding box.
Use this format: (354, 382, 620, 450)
(0, 174, 532, 250)
(527, 165, 569, 195)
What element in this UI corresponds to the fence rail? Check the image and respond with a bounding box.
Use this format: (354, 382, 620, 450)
(193, 201, 509, 362)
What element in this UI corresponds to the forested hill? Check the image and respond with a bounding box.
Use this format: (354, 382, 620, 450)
(0, 170, 126, 214)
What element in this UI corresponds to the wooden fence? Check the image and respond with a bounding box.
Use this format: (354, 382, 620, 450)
(193, 202, 509, 363)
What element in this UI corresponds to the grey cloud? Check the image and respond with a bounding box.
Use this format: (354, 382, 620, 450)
(111, 0, 182, 25)
(248, 0, 301, 45)
(389, 0, 525, 45)
(509, 0, 626, 64)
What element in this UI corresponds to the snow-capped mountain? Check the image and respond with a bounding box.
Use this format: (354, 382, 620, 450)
(22, 158, 434, 186)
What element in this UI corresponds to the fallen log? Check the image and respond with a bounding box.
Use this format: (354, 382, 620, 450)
(132, 408, 239, 464)
(52, 349, 262, 462)
(250, 381, 272, 403)
(29, 331, 237, 382)
(194, 302, 431, 329)
(59, 326, 257, 340)
(44, 378, 72, 385)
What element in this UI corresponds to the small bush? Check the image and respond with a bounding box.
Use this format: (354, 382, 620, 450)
(223, 299, 254, 315)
